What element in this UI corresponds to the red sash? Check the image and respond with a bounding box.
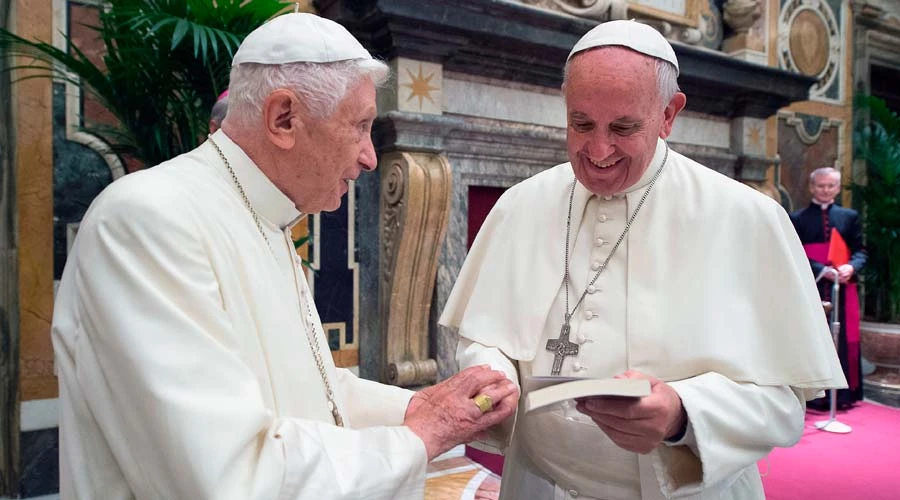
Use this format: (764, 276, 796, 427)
(803, 242, 860, 389)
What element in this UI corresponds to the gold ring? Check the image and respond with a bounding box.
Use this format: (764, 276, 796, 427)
(473, 393, 493, 414)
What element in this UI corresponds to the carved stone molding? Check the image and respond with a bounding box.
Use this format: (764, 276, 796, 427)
(724, 0, 762, 34)
(777, 109, 843, 145)
(519, 0, 627, 22)
(778, 0, 844, 104)
(379, 151, 452, 386)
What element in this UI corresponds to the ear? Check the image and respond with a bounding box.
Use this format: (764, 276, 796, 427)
(658, 92, 687, 139)
(262, 89, 304, 150)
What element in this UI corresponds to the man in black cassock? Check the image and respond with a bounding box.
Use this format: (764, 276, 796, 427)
(791, 167, 867, 408)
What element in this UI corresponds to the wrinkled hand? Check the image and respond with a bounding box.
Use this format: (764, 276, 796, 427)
(575, 370, 686, 454)
(404, 365, 519, 461)
(837, 264, 854, 283)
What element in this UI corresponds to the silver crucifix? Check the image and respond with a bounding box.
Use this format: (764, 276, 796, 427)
(546, 315, 580, 375)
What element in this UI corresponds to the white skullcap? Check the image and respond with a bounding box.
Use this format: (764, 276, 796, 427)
(232, 13, 372, 67)
(568, 20, 679, 75)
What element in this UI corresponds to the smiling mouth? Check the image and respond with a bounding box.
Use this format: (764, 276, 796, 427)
(589, 157, 620, 169)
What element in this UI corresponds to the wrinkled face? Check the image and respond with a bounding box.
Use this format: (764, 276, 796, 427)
(810, 172, 841, 205)
(285, 78, 378, 213)
(565, 48, 680, 196)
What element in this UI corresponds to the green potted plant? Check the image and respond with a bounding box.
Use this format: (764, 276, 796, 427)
(0, 0, 286, 167)
(853, 94, 900, 407)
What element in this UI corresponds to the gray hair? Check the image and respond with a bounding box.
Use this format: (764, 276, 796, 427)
(227, 58, 390, 127)
(209, 97, 228, 127)
(809, 167, 841, 184)
(563, 51, 681, 110)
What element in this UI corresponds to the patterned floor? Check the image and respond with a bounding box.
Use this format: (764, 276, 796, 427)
(425, 446, 501, 500)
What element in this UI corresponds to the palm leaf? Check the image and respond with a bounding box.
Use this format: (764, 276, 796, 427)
(853, 95, 900, 321)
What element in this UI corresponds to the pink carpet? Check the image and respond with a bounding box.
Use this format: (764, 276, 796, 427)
(468, 402, 900, 499)
(759, 402, 900, 500)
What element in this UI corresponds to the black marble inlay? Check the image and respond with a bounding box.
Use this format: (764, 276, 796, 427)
(19, 428, 59, 498)
(311, 192, 356, 353)
(52, 82, 114, 279)
(327, 326, 341, 351)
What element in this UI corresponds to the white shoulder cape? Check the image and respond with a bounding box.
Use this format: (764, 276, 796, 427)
(441, 141, 845, 399)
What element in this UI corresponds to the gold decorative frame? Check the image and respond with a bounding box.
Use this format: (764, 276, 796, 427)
(628, 0, 703, 28)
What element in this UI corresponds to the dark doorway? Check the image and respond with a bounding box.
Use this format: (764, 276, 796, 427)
(870, 64, 900, 114)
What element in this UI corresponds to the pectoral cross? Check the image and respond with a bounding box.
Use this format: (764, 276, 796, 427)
(545, 315, 579, 375)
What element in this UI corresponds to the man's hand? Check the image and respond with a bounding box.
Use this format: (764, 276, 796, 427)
(575, 370, 686, 454)
(404, 365, 519, 461)
(837, 264, 854, 283)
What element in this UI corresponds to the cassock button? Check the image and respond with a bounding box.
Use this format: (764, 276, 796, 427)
(598, 214, 608, 222)
(575, 333, 587, 344)
(572, 362, 586, 372)
(591, 261, 601, 271)
(587, 285, 597, 294)
(595, 237, 605, 246)
(568, 489, 580, 498)
(584, 310, 593, 319)
(602, 195, 613, 201)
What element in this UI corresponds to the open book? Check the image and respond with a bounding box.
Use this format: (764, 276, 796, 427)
(523, 376, 651, 413)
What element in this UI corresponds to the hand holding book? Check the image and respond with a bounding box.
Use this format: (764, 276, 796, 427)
(570, 370, 688, 454)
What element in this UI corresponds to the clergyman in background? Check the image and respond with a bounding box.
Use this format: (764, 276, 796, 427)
(791, 166, 868, 410)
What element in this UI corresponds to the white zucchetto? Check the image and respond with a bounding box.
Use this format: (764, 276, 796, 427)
(568, 20, 679, 75)
(232, 13, 373, 67)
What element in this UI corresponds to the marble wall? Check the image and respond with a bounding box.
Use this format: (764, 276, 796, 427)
(777, 113, 842, 211)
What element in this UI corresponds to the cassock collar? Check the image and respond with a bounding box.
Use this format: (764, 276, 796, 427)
(572, 137, 669, 201)
(810, 199, 834, 211)
(208, 130, 304, 230)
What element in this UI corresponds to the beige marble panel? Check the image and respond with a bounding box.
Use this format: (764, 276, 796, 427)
(15, 0, 57, 401)
(442, 77, 566, 128)
(669, 112, 731, 149)
(731, 117, 768, 156)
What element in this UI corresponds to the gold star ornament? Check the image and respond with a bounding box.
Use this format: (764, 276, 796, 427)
(402, 64, 440, 111)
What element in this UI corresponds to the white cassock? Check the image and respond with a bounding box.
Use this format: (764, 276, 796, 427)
(441, 139, 846, 500)
(52, 130, 427, 500)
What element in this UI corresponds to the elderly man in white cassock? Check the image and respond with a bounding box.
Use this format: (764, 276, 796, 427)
(441, 20, 846, 500)
(51, 13, 518, 500)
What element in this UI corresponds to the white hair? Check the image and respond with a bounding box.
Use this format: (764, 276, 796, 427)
(563, 50, 681, 109)
(227, 58, 389, 127)
(810, 167, 841, 184)
(655, 59, 679, 108)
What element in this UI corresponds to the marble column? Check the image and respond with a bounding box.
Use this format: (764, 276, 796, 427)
(360, 58, 448, 385)
(0, 0, 19, 494)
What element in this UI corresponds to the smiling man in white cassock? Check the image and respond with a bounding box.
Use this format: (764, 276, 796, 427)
(51, 13, 519, 500)
(441, 20, 846, 500)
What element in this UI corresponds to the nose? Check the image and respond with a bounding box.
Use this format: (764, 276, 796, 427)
(360, 134, 377, 172)
(585, 131, 615, 160)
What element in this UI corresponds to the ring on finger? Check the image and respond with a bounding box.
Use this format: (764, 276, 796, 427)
(473, 393, 493, 414)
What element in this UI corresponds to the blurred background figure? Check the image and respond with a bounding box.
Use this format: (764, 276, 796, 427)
(791, 167, 867, 410)
(209, 90, 228, 133)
